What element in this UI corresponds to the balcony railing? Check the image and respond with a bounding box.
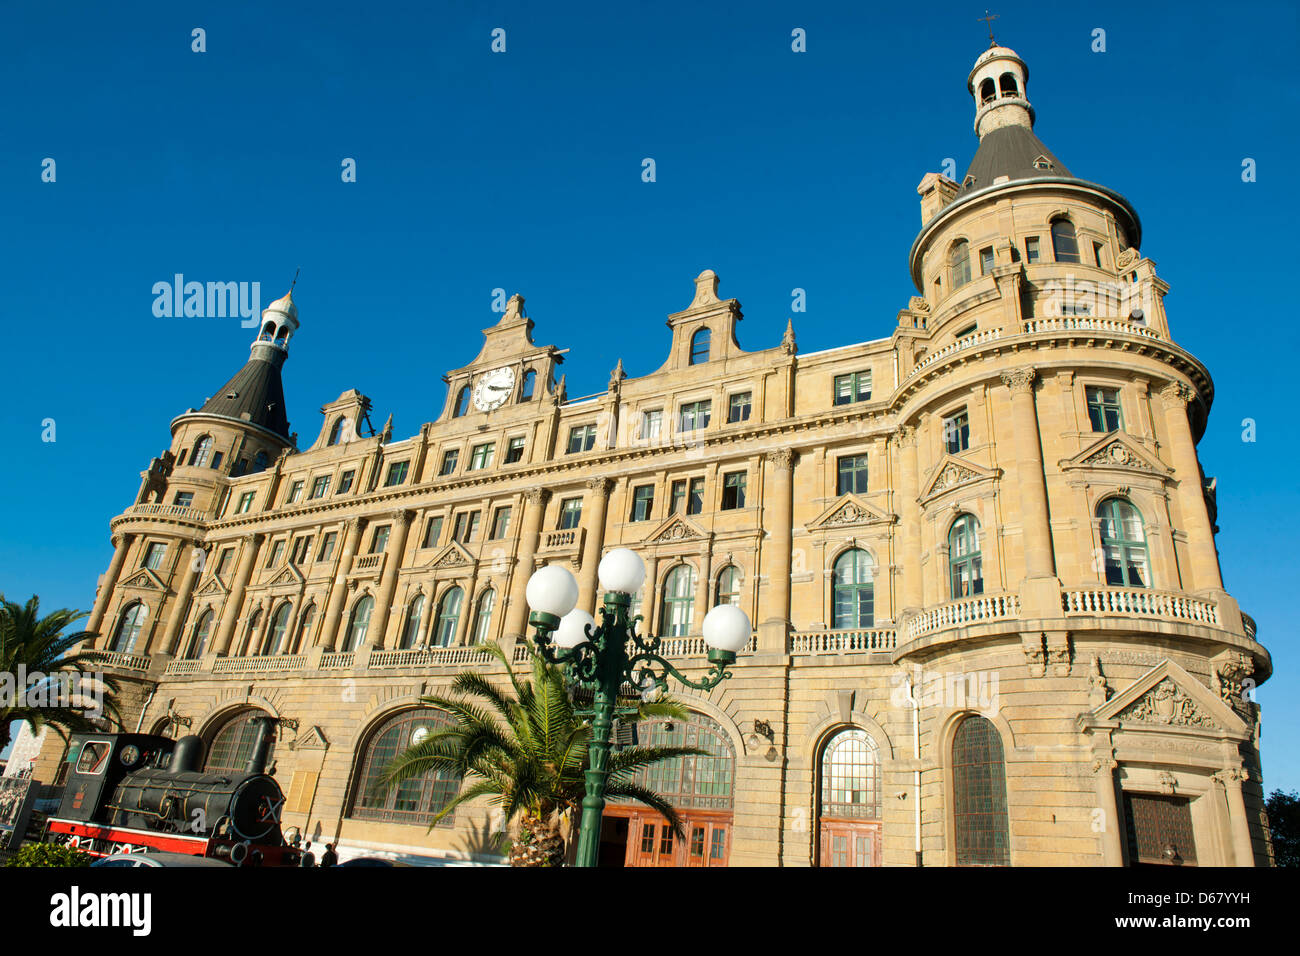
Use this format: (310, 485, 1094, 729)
(118, 503, 208, 523)
(540, 528, 584, 551)
(1242, 611, 1258, 641)
(82, 650, 150, 672)
(350, 553, 384, 574)
(1023, 316, 1159, 339)
(320, 652, 356, 669)
(789, 628, 897, 654)
(369, 646, 494, 669)
(907, 593, 1021, 640)
(1063, 588, 1220, 626)
(907, 328, 1002, 380)
(163, 659, 202, 677)
(211, 654, 307, 676)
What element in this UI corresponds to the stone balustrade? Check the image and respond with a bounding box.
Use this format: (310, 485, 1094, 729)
(81, 650, 151, 672)
(211, 654, 307, 676)
(907, 593, 1021, 639)
(369, 646, 494, 669)
(789, 628, 897, 654)
(320, 651, 356, 669)
(117, 503, 209, 523)
(1023, 316, 1160, 339)
(351, 553, 384, 574)
(1062, 588, 1220, 626)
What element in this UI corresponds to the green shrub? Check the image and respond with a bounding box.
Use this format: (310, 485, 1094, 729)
(4, 843, 92, 867)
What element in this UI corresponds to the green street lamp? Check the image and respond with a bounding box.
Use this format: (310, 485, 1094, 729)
(525, 548, 750, 868)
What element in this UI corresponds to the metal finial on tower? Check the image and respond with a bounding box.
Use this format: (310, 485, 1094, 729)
(289, 267, 300, 293)
(978, 10, 999, 46)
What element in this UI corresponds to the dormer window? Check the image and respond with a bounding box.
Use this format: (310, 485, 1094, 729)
(690, 328, 711, 365)
(1033, 155, 1053, 171)
(962, 175, 977, 190)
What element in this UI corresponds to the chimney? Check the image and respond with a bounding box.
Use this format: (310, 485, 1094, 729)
(917, 172, 959, 224)
(244, 717, 277, 776)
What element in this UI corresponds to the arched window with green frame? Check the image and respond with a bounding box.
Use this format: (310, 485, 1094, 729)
(831, 549, 875, 628)
(659, 565, 696, 637)
(1097, 497, 1149, 587)
(949, 515, 984, 598)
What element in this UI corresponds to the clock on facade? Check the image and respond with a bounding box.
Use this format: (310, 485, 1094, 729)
(472, 366, 516, 411)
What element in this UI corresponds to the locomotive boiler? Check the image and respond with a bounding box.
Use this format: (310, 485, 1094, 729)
(45, 715, 299, 866)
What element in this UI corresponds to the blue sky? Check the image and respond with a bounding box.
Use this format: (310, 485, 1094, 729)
(2, 1, 1297, 789)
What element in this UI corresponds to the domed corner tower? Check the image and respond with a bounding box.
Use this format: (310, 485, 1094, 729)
(890, 41, 1272, 867)
(84, 290, 302, 676)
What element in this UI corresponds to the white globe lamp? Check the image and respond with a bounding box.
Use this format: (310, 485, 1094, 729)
(597, 548, 646, 595)
(702, 604, 751, 655)
(554, 609, 596, 649)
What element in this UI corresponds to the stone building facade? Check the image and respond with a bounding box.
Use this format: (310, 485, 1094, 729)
(33, 41, 1272, 866)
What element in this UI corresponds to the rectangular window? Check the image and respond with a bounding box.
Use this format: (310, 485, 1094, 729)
(979, 246, 995, 275)
(453, 511, 481, 543)
(266, 538, 286, 568)
(687, 477, 705, 516)
(944, 410, 971, 453)
(559, 497, 583, 530)
(954, 323, 978, 339)
(236, 491, 255, 514)
(384, 461, 409, 486)
(1086, 386, 1124, 432)
(317, 532, 337, 563)
(504, 436, 526, 464)
(1025, 236, 1041, 263)
(640, 824, 655, 854)
(211, 451, 224, 470)
(567, 424, 597, 454)
(291, 535, 313, 564)
(286, 480, 304, 504)
(669, 479, 686, 516)
(422, 516, 443, 549)
(172, 492, 194, 508)
(370, 525, 391, 554)
(215, 547, 234, 577)
(721, 471, 747, 509)
(641, 409, 663, 441)
(337, 470, 355, 494)
(491, 506, 512, 539)
(833, 371, 872, 406)
(678, 400, 711, 431)
(469, 442, 495, 471)
(710, 829, 726, 860)
(836, 455, 869, 495)
(630, 485, 655, 522)
(439, 449, 459, 476)
(691, 827, 706, 858)
(727, 391, 752, 424)
(309, 475, 330, 499)
(142, 542, 166, 570)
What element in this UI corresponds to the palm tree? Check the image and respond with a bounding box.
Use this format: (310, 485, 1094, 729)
(0, 595, 121, 754)
(381, 641, 704, 866)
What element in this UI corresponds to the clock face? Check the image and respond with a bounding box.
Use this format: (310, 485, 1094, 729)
(473, 366, 516, 411)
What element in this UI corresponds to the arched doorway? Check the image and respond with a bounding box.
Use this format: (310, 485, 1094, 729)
(602, 712, 735, 867)
(817, 727, 882, 866)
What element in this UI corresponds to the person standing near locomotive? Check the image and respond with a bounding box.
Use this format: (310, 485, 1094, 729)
(298, 841, 316, 867)
(320, 843, 338, 867)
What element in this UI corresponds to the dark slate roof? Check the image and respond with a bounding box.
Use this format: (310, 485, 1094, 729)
(960, 124, 1072, 194)
(198, 351, 290, 438)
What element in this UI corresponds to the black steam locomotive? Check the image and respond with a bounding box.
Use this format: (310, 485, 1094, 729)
(45, 715, 300, 866)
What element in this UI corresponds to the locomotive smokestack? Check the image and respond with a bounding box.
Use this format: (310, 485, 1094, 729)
(245, 717, 277, 775)
(172, 735, 205, 773)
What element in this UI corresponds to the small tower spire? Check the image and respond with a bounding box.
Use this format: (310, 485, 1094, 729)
(978, 10, 999, 47)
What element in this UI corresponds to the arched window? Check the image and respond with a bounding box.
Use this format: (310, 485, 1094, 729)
(343, 595, 374, 652)
(690, 328, 711, 365)
(1097, 498, 1149, 587)
(979, 77, 995, 104)
(185, 609, 213, 660)
(832, 549, 875, 629)
(328, 418, 345, 445)
(258, 320, 276, 342)
(252, 450, 268, 474)
(433, 587, 463, 647)
(998, 72, 1018, 96)
(292, 604, 315, 654)
(241, 608, 263, 656)
(519, 369, 536, 401)
(472, 589, 496, 643)
(948, 240, 972, 289)
(1050, 217, 1081, 263)
(399, 594, 425, 649)
(350, 709, 461, 825)
(263, 602, 292, 655)
(205, 710, 274, 776)
(191, 435, 213, 468)
(949, 515, 984, 598)
(659, 565, 696, 637)
(631, 713, 734, 810)
(715, 566, 741, 607)
(818, 728, 882, 867)
(453, 386, 470, 418)
(111, 602, 147, 654)
(952, 716, 1010, 866)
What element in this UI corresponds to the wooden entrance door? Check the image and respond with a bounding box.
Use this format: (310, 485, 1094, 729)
(1123, 793, 1197, 866)
(819, 819, 882, 867)
(607, 808, 731, 866)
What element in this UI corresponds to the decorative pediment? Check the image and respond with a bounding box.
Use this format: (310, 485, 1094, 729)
(424, 541, 475, 570)
(1093, 658, 1245, 734)
(267, 563, 304, 589)
(289, 725, 329, 752)
(1061, 431, 1170, 478)
(119, 567, 166, 592)
(919, 454, 1000, 503)
(195, 575, 228, 597)
(808, 494, 895, 531)
(645, 514, 706, 544)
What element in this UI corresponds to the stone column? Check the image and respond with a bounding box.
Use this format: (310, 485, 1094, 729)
(1159, 382, 1223, 591)
(320, 518, 366, 651)
(504, 488, 549, 640)
(158, 541, 204, 655)
(88, 533, 132, 645)
(371, 509, 415, 649)
(693, 537, 714, 632)
(1001, 367, 1056, 580)
(456, 566, 481, 646)
(578, 478, 614, 613)
(895, 427, 923, 613)
(758, 449, 795, 651)
(212, 533, 264, 656)
(1216, 769, 1256, 866)
(1093, 757, 1124, 866)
